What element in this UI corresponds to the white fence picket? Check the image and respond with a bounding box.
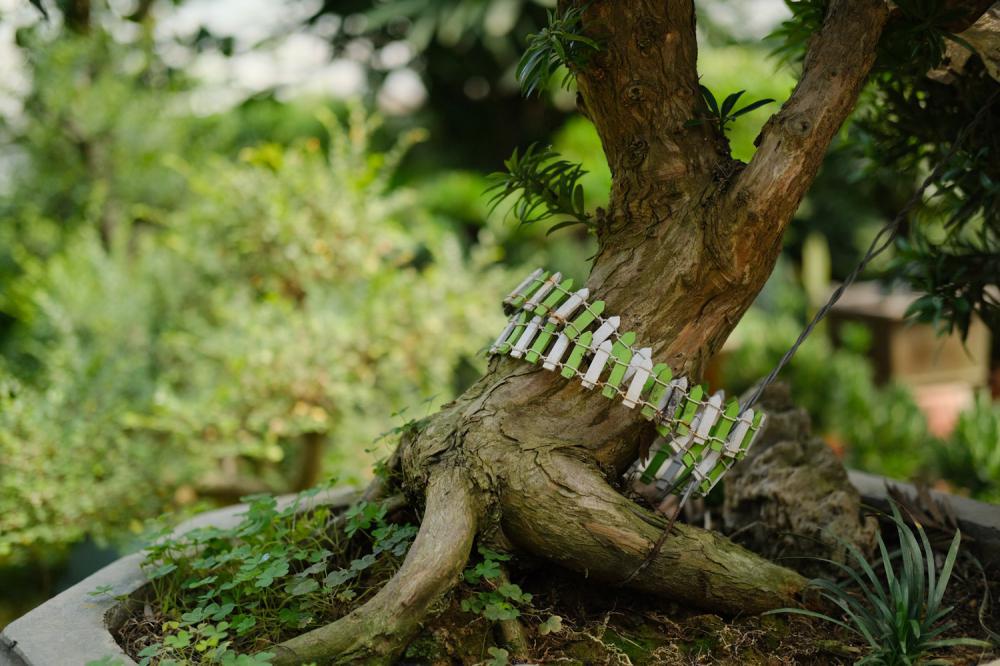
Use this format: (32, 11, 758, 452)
(622, 348, 653, 408)
(504, 268, 543, 305)
(581, 340, 613, 389)
(523, 272, 562, 311)
(549, 287, 590, 324)
(511, 315, 543, 358)
(542, 333, 571, 370)
(590, 315, 620, 351)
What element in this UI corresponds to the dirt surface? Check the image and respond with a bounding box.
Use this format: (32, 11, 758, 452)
(405, 566, 858, 666)
(402, 555, 999, 665)
(115, 547, 999, 665)
(114, 498, 1000, 665)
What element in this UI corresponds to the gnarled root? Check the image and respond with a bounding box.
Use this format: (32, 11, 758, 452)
(500, 451, 807, 614)
(269, 466, 479, 665)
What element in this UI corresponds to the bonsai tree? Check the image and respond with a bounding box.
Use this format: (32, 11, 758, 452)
(264, 0, 999, 663)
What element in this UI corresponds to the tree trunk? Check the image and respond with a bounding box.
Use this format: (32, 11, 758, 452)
(269, 0, 996, 662)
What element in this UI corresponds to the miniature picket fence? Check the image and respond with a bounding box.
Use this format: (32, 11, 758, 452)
(489, 268, 766, 501)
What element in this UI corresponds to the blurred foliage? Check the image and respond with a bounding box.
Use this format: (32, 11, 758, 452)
(355, 0, 551, 52)
(859, 63, 999, 339)
(725, 263, 933, 482)
(932, 393, 1000, 503)
(724, 263, 1000, 501)
(768, 0, 825, 64)
(0, 30, 195, 295)
(0, 32, 510, 567)
(323, 0, 566, 172)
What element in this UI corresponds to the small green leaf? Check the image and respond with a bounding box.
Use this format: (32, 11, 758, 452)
(699, 85, 720, 115)
(731, 98, 776, 118)
(88, 584, 114, 597)
(486, 646, 509, 666)
(147, 562, 178, 580)
(478, 546, 511, 562)
(498, 582, 532, 603)
(720, 90, 746, 118)
(539, 614, 563, 635)
(323, 568, 356, 588)
(163, 630, 192, 649)
(285, 577, 320, 596)
(188, 575, 218, 589)
(484, 600, 520, 621)
(546, 219, 586, 236)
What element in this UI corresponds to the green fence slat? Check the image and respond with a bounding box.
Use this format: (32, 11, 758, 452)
(498, 311, 529, 354)
(561, 331, 592, 378)
(525, 322, 558, 363)
(641, 364, 672, 419)
(533, 278, 573, 316)
(601, 332, 636, 398)
(508, 270, 550, 309)
(564, 300, 605, 339)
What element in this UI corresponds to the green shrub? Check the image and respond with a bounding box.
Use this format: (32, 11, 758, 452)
(932, 394, 1000, 503)
(0, 109, 511, 566)
(724, 265, 1000, 500)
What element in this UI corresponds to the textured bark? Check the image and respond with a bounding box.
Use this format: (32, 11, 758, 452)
(501, 451, 805, 614)
(266, 0, 1000, 661)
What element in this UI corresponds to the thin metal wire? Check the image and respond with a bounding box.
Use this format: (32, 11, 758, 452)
(742, 89, 1000, 411)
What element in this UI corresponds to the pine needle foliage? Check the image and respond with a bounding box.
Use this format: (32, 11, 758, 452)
(486, 144, 593, 234)
(516, 6, 599, 97)
(768, 0, 828, 64)
(895, 236, 999, 339)
(770, 0, 999, 341)
(877, 0, 976, 75)
(768, 503, 991, 665)
(686, 85, 775, 134)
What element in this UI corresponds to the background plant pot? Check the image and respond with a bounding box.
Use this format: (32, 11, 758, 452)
(0, 487, 358, 666)
(848, 469, 1000, 562)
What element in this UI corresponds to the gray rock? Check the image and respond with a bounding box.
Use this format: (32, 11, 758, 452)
(723, 384, 878, 576)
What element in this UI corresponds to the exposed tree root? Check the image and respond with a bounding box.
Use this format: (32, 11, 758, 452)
(269, 466, 479, 665)
(499, 451, 807, 615)
(265, 426, 808, 662)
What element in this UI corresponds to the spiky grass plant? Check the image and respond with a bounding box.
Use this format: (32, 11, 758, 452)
(769, 504, 991, 665)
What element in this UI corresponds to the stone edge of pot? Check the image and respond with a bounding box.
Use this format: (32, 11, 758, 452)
(848, 469, 1000, 556)
(0, 487, 359, 666)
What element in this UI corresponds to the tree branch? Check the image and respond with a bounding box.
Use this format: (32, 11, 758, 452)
(573, 0, 723, 233)
(733, 0, 890, 235)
